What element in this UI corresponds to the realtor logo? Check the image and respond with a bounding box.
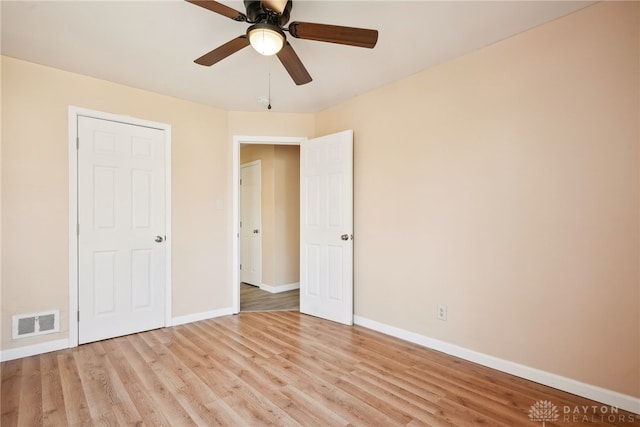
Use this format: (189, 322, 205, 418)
(529, 400, 560, 426)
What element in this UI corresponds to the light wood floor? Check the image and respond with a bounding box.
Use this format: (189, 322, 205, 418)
(2, 312, 637, 426)
(240, 283, 300, 312)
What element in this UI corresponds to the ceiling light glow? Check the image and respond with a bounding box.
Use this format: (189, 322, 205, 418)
(248, 24, 285, 56)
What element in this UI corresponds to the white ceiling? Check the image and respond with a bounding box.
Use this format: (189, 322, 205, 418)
(1, 1, 593, 113)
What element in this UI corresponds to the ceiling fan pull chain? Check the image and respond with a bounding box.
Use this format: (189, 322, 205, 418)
(267, 72, 272, 110)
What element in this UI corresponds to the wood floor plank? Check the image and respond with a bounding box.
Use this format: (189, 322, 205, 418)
(167, 325, 300, 425)
(57, 351, 92, 425)
(333, 374, 414, 424)
(278, 384, 351, 426)
(1, 360, 22, 425)
(173, 324, 309, 426)
(344, 365, 450, 425)
(190, 316, 396, 422)
(100, 338, 171, 426)
(39, 353, 68, 426)
(134, 331, 223, 426)
(116, 334, 197, 426)
(199, 318, 280, 359)
(271, 351, 401, 426)
(210, 314, 302, 356)
(166, 326, 302, 425)
(72, 343, 121, 425)
(250, 356, 352, 426)
(91, 342, 146, 426)
(18, 355, 43, 425)
(353, 358, 446, 404)
(175, 357, 276, 425)
(2, 311, 638, 426)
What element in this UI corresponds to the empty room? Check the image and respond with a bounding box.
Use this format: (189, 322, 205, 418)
(1, 1, 639, 425)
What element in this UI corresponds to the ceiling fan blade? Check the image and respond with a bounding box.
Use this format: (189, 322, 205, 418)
(194, 36, 250, 66)
(276, 42, 312, 85)
(186, 0, 247, 21)
(262, 0, 288, 14)
(288, 22, 378, 49)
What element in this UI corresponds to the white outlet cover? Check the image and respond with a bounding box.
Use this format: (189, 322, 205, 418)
(437, 305, 447, 321)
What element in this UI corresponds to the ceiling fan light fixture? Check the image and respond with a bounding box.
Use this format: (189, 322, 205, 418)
(247, 24, 285, 56)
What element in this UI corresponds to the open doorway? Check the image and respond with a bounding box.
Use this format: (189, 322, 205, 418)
(235, 137, 305, 312)
(233, 131, 354, 323)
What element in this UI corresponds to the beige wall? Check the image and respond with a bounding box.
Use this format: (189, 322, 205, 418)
(229, 111, 314, 138)
(316, 1, 639, 398)
(0, 56, 313, 350)
(240, 144, 300, 288)
(274, 145, 300, 286)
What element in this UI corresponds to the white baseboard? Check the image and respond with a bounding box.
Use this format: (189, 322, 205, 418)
(353, 315, 640, 415)
(260, 282, 300, 294)
(171, 307, 234, 326)
(0, 338, 70, 362)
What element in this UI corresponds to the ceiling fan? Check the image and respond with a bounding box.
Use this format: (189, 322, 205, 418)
(186, 0, 379, 85)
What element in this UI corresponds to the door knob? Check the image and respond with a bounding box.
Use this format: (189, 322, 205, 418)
(253, 229, 259, 234)
(341, 234, 350, 241)
(155, 236, 164, 243)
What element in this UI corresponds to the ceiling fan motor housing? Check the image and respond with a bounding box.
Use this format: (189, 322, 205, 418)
(244, 0, 291, 26)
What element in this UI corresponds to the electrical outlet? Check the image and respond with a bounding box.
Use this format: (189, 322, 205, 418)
(437, 305, 447, 321)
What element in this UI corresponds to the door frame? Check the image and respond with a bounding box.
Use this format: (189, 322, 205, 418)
(68, 106, 172, 348)
(232, 135, 307, 313)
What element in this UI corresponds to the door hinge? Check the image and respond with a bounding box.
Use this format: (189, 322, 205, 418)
(76, 137, 79, 150)
(240, 264, 242, 270)
(77, 311, 80, 322)
(77, 223, 80, 235)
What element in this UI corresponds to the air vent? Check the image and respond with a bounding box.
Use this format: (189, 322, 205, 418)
(12, 310, 60, 339)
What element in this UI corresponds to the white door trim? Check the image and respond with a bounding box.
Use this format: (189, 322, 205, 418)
(68, 106, 172, 348)
(232, 135, 307, 313)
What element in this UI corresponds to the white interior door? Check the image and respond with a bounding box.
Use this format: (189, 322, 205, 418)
(240, 161, 262, 286)
(78, 116, 166, 344)
(300, 130, 353, 325)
